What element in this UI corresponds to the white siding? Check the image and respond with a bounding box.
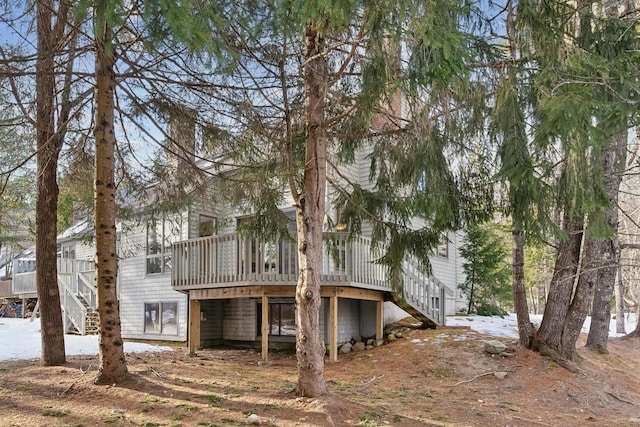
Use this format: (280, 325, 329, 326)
(360, 300, 378, 338)
(74, 241, 95, 262)
(430, 231, 467, 315)
(118, 222, 188, 342)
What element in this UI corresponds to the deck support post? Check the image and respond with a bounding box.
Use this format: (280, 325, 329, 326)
(376, 300, 383, 341)
(188, 297, 201, 354)
(261, 295, 269, 362)
(329, 295, 338, 362)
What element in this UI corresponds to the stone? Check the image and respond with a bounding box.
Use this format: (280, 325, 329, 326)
(494, 371, 507, 380)
(628, 418, 640, 423)
(339, 342, 352, 354)
(484, 340, 507, 354)
(352, 335, 363, 343)
(246, 413, 261, 425)
(374, 339, 385, 347)
(387, 333, 397, 341)
(365, 345, 374, 350)
(366, 339, 374, 346)
(352, 342, 366, 352)
(395, 332, 404, 339)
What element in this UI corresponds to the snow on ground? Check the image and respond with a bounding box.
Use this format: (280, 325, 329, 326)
(445, 313, 638, 339)
(1, 313, 637, 362)
(0, 318, 171, 362)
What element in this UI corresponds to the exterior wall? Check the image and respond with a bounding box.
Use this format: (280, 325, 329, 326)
(72, 240, 95, 262)
(118, 220, 188, 342)
(337, 298, 361, 343)
(200, 299, 224, 346)
(360, 300, 378, 338)
(222, 298, 257, 341)
(430, 231, 467, 315)
(383, 302, 411, 325)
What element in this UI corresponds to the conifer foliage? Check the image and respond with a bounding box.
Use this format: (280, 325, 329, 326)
(459, 223, 512, 315)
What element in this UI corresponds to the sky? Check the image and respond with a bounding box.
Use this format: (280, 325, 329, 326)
(0, 313, 636, 362)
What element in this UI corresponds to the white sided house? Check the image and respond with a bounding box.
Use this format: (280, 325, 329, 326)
(12, 114, 467, 362)
(13, 205, 466, 361)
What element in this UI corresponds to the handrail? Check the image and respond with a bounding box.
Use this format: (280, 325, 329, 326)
(58, 275, 87, 335)
(77, 271, 97, 310)
(402, 255, 451, 325)
(12, 259, 97, 334)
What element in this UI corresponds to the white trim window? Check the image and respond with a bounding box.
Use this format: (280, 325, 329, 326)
(146, 217, 180, 274)
(436, 234, 449, 258)
(198, 214, 216, 237)
(144, 302, 178, 335)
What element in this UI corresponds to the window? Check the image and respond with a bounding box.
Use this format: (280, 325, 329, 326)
(198, 214, 216, 237)
(147, 217, 181, 274)
(436, 234, 449, 258)
(144, 302, 178, 335)
(61, 245, 75, 259)
(257, 299, 296, 337)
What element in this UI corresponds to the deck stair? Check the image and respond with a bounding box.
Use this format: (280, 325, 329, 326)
(387, 256, 452, 328)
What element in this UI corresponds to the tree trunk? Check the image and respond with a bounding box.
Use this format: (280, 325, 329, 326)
(586, 131, 626, 352)
(93, 7, 127, 384)
(534, 214, 584, 360)
(294, 22, 328, 398)
(560, 235, 597, 355)
(512, 229, 532, 347)
(35, 0, 65, 366)
(615, 264, 625, 334)
(466, 268, 476, 313)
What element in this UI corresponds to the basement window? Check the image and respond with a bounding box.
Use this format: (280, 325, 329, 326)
(144, 302, 178, 335)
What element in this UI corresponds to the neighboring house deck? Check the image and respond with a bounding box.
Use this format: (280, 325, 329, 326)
(12, 258, 98, 334)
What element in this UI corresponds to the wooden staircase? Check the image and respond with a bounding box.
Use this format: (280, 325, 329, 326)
(68, 297, 98, 335)
(57, 260, 98, 336)
(390, 257, 453, 328)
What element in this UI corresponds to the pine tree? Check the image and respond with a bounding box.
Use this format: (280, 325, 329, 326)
(459, 222, 512, 315)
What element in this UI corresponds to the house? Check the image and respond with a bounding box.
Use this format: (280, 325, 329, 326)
(12, 115, 468, 362)
(14, 202, 466, 362)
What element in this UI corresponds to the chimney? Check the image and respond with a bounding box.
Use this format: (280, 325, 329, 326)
(168, 104, 197, 170)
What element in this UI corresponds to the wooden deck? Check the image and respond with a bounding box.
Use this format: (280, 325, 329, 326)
(172, 232, 389, 291)
(172, 232, 448, 326)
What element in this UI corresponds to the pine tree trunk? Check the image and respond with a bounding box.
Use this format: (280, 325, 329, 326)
(35, 0, 65, 366)
(534, 215, 583, 360)
(561, 236, 597, 354)
(294, 22, 328, 398)
(586, 131, 626, 352)
(512, 229, 532, 347)
(93, 9, 127, 384)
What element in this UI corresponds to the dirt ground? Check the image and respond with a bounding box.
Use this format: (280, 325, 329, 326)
(2, 318, 640, 427)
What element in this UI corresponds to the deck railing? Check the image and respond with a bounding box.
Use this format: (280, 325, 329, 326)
(172, 232, 388, 290)
(173, 232, 449, 325)
(12, 258, 97, 334)
(401, 256, 448, 326)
